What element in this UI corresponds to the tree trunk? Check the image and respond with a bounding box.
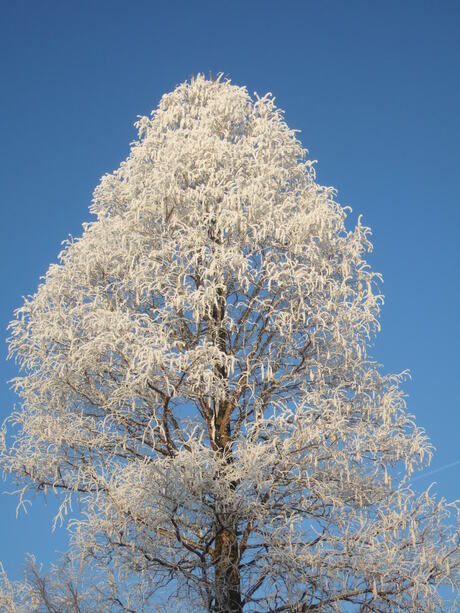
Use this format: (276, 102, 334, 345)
(213, 526, 242, 612)
(212, 413, 242, 612)
(209, 279, 242, 612)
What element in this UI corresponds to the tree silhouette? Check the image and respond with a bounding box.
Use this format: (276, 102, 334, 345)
(1, 75, 458, 612)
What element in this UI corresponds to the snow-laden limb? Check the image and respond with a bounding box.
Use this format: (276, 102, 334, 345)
(1, 75, 458, 611)
(0, 554, 158, 613)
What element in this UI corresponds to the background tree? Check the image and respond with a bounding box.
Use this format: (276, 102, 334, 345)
(1, 75, 458, 612)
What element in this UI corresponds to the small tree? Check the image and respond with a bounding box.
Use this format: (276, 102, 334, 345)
(1, 75, 458, 612)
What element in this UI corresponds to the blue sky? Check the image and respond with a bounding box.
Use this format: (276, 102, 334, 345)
(1, 0, 459, 583)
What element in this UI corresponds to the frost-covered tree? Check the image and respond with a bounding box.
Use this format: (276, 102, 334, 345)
(1, 75, 458, 612)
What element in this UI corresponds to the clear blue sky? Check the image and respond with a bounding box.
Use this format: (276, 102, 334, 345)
(1, 0, 459, 583)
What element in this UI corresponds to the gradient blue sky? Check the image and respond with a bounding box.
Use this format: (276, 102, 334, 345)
(1, 0, 459, 583)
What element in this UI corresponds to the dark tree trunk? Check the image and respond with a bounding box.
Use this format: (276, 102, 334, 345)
(209, 278, 243, 612)
(213, 526, 242, 612)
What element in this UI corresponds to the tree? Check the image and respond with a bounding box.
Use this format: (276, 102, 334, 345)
(1, 75, 458, 612)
